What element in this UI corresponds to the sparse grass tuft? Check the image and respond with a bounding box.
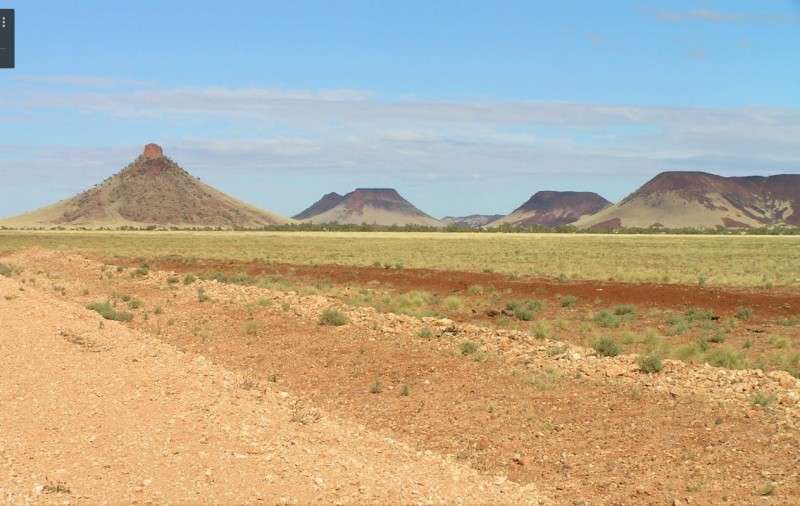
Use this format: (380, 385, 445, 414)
(0, 263, 12, 277)
(704, 347, 748, 369)
(468, 284, 484, 295)
(560, 295, 577, 308)
(459, 340, 479, 355)
(400, 384, 411, 396)
(593, 309, 621, 328)
(750, 391, 776, 407)
(369, 380, 382, 394)
(86, 301, 133, 322)
(613, 304, 635, 316)
(319, 308, 348, 326)
(197, 287, 209, 303)
(183, 273, 197, 285)
(133, 263, 149, 276)
(243, 320, 259, 335)
(735, 306, 753, 320)
(685, 307, 714, 322)
(443, 295, 464, 311)
(592, 336, 621, 357)
(507, 299, 543, 321)
(532, 321, 549, 340)
(638, 354, 663, 373)
(418, 327, 434, 338)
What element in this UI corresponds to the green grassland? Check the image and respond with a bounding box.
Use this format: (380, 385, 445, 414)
(1, 230, 799, 287)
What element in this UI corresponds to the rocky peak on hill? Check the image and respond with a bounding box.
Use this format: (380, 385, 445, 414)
(142, 143, 164, 160)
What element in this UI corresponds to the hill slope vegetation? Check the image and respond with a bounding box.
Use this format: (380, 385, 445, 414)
(576, 171, 800, 229)
(1, 144, 289, 228)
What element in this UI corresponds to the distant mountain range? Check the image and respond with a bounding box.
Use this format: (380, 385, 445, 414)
(2, 144, 798, 230)
(441, 215, 504, 228)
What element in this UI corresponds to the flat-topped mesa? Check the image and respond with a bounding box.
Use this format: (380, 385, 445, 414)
(292, 187, 443, 227)
(142, 143, 164, 160)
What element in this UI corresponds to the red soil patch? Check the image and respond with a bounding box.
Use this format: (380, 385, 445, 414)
(116, 257, 800, 319)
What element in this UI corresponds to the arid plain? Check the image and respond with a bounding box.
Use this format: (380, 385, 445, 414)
(1, 231, 800, 504)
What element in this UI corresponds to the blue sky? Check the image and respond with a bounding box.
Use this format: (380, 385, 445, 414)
(1, 0, 799, 218)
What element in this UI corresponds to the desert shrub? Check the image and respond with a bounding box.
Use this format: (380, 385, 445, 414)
(133, 264, 149, 276)
(468, 284, 484, 295)
(776, 316, 800, 326)
(532, 322, 549, 340)
(0, 263, 11, 277)
(166, 276, 179, 284)
(86, 301, 133, 322)
(613, 304, 635, 316)
(704, 347, 747, 369)
(443, 295, 464, 311)
(593, 309, 621, 328)
(392, 291, 435, 317)
(400, 384, 411, 396)
(672, 344, 699, 361)
(706, 331, 725, 344)
(685, 307, 714, 322)
(750, 391, 776, 407)
(560, 295, 577, 308)
(638, 354, 663, 373)
(735, 306, 753, 320)
(319, 308, 348, 326)
(183, 274, 197, 285)
(592, 336, 621, 357)
(197, 288, 209, 303)
(507, 299, 542, 321)
(127, 299, 143, 310)
(369, 380, 382, 394)
(460, 340, 479, 355)
(418, 327, 434, 338)
(257, 297, 271, 306)
(666, 316, 690, 335)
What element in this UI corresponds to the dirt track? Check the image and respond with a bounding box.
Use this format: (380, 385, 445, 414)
(3, 249, 800, 504)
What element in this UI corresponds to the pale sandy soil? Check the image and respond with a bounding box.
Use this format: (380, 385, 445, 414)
(0, 270, 543, 504)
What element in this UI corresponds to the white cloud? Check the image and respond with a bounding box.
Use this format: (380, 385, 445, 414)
(652, 8, 798, 24)
(12, 74, 156, 88)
